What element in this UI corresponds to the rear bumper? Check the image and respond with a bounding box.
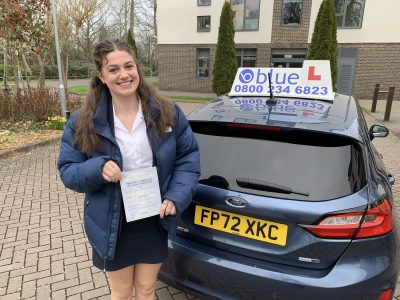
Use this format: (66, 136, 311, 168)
(159, 233, 400, 300)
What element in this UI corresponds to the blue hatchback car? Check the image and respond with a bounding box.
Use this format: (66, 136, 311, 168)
(159, 92, 399, 299)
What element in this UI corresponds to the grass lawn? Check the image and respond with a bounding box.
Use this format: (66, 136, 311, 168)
(68, 86, 89, 94)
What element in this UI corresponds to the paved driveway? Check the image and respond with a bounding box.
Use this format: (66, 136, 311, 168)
(0, 103, 398, 299)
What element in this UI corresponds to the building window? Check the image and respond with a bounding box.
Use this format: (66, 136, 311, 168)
(197, 16, 211, 32)
(271, 49, 307, 68)
(281, 0, 303, 25)
(334, 0, 365, 28)
(236, 49, 257, 67)
(198, 0, 211, 5)
(197, 49, 210, 79)
(231, 0, 260, 31)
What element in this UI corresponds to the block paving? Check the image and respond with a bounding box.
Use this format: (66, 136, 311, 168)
(0, 141, 202, 300)
(0, 101, 399, 299)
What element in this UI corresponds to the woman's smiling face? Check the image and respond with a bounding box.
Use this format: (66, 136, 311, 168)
(98, 50, 140, 100)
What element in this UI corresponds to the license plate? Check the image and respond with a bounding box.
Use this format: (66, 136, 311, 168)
(194, 205, 288, 246)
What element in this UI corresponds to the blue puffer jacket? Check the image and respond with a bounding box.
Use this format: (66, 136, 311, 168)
(57, 91, 200, 261)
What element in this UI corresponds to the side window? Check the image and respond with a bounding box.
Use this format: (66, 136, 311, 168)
(197, 16, 211, 32)
(231, 0, 260, 31)
(198, 0, 211, 5)
(281, 0, 303, 25)
(334, 0, 365, 28)
(236, 49, 257, 67)
(197, 49, 210, 79)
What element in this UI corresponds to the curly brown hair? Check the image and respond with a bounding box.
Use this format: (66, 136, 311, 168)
(73, 39, 175, 154)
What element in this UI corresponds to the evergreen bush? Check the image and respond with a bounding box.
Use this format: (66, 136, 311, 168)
(212, 1, 238, 95)
(127, 29, 139, 59)
(307, 0, 338, 88)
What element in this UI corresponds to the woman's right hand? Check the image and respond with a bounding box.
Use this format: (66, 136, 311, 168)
(102, 160, 122, 183)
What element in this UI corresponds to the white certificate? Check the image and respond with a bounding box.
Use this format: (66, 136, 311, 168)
(120, 166, 161, 222)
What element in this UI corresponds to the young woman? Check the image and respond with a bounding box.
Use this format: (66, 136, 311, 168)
(57, 39, 200, 300)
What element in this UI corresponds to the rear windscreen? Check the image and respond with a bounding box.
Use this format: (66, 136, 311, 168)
(191, 122, 366, 201)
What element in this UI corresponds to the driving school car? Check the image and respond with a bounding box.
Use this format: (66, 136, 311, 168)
(158, 61, 400, 300)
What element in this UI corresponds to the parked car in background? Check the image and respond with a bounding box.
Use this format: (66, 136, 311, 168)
(159, 64, 399, 300)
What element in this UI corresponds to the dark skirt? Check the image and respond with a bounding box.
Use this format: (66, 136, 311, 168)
(93, 215, 168, 271)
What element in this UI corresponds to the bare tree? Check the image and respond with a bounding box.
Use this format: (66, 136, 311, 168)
(108, 0, 156, 46)
(108, 0, 130, 37)
(57, 0, 107, 87)
(36, 6, 54, 89)
(78, 5, 109, 62)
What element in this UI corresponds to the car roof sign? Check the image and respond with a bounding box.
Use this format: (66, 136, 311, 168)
(229, 60, 334, 101)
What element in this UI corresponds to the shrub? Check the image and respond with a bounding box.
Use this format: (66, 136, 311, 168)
(44, 65, 58, 78)
(67, 92, 84, 112)
(212, 1, 238, 95)
(0, 64, 13, 78)
(67, 65, 91, 78)
(0, 87, 84, 123)
(127, 29, 138, 58)
(46, 116, 66, 130)
(307, 0, 338, 88)
(0, 64, 94, 79)
(141, 65, 157, 77)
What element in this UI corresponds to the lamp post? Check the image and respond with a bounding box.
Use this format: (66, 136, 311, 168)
(51, 0, 67, 117)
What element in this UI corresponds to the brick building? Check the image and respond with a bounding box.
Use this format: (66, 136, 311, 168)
(156, 0, 400, 100)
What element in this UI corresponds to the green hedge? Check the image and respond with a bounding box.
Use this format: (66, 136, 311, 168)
(0, 63, 157, 79)
(141, 65, 157, 77)
(0, 65, 13, 77)
(0, 64, 94, 79)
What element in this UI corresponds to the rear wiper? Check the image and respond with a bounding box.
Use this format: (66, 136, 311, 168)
(236, 177, 309, 196)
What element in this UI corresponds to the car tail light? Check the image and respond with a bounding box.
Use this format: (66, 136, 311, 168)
(378, 288, 393, 300)
(302, 199, 393, 239)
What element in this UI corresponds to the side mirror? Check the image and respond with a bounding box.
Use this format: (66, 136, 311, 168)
(368, 124, 389, 140)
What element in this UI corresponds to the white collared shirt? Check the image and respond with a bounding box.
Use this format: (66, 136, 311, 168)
(113, 101, 153, 172)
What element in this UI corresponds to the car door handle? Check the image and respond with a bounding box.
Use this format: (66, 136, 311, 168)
(388, 173, 395, 185)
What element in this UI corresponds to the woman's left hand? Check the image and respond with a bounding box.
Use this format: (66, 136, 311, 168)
(160, 199, 176, 219)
